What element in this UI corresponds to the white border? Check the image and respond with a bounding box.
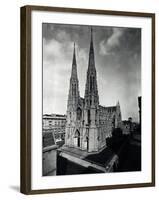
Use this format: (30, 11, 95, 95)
(31, 10, 152, 190)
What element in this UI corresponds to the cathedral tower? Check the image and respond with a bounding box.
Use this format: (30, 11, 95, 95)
(64, 29, 121, 153)
(65, 43, 81, 147)
(67, 43, 80, 110)
(83, 28, 100, 152)
(84, 28, 99, 108)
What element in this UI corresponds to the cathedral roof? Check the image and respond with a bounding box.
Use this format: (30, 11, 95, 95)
(99, 105, 117, 113)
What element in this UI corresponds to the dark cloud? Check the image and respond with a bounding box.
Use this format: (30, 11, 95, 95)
(43, 24, 141, 122)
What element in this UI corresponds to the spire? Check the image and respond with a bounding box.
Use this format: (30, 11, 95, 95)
(71, 42, 77, 78)
(90, 27, 93, 52)
(67, 42, 80, 107)
(72, 43, 76, 66)
(88, 27, 95, 70)
(84, 27, 99, 107)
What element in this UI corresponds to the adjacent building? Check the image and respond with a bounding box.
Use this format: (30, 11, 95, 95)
(43, 114, 66, 146)
(122, 117, 132, 135)
(65, 29, 122, 153)
(42, 114, 66, 175)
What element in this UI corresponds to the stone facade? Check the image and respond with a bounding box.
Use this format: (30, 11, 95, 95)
(65, 29, 122, 152)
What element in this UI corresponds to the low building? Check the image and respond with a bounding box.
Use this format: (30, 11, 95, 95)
(43, 114, 66, 146)
(122, 118, 133, 135)
(43, 130, 56, 148)
(42, 114, 66, 176)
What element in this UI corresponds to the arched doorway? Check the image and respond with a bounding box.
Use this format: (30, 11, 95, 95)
(75, 130, 80, 147)
(86, 136, 89, 151)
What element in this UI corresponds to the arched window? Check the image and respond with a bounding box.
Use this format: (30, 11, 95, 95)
(75, 130, 80, 138)
(77, 107, 82, 120)
(88, 110, 91, 124)
(74, 84, 76, 95)
(72, 84, 76, 96)
(93, 76, 95, 90)
(90, 99, 92, 105)
(90, 76, 94, 92)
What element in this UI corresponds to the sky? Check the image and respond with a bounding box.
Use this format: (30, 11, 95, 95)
(43, 23, 141, 122)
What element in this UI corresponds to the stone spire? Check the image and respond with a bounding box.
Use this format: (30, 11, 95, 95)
(88, 27, 95, 71)
(84, 28, 99, 107)
(71, 43, 78, 79)
(67, 43, 80, 109)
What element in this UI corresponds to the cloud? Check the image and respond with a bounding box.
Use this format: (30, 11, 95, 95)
(43, 37, 73, 63)
(56, 30, 71, 42)
(43, 38, 62, 61)
(43, 36, 74, 114)
(99, 28, 124, 55)
(42, 33, 88, 114)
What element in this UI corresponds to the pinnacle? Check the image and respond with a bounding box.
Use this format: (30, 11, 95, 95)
(71, 42, 78, 79)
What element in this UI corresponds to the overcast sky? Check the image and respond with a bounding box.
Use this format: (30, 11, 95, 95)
(43, 23, 141, 122)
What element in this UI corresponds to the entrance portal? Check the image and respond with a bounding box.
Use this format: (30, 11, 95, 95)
(75, 130, 80, 147)
(77, 134, 80, 147)
(86, 136, 89, 151)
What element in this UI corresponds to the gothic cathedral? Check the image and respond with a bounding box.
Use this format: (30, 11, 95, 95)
(65, 29, 122, 152)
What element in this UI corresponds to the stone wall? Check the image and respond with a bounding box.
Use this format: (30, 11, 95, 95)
(43, 145, 58, 176)
(99, 107, 116, 138)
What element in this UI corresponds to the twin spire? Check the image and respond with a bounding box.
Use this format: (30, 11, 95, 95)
(71, 27, 95, 79)
(70, 27, 98, 104)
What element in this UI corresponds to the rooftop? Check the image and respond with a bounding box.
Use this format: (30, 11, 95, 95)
(85, 147, 114, 167)
(43, 113, 66, 120)
(99, 105, 117, 112)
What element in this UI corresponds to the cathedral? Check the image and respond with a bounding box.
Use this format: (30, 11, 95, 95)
(65, 29, 122, 153)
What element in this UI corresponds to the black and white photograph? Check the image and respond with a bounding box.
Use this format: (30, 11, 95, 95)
(42, 23, 142, 176)
(20, 6, 155, 194)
